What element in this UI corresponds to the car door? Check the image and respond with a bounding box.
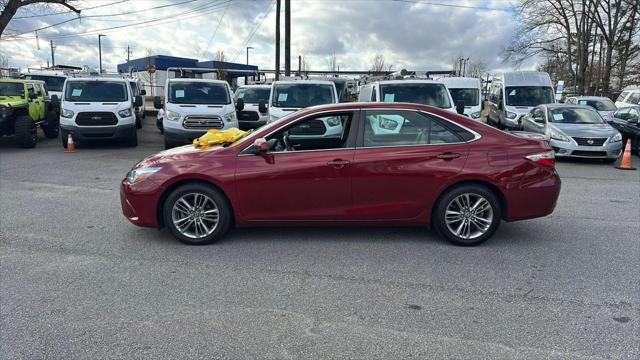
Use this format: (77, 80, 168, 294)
(26, 84, 39, 119)
(234, 110, 359, 221)
(351, 109, 470, 220)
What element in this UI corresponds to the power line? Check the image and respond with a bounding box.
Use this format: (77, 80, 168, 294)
(13, 0, 130, 19)
(232, 0, 277, 62)
(200, 1, 232, 61)
(392, 0, 512, 12)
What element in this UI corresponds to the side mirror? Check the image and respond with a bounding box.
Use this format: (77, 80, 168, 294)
(153, 96, 163, 109)
(134, 95, 143, 107)
(533, 116, 545, 124)
(235, 98, 245, 111)
(253, 138, 268, 153)
(456, 100, 465, 115)
(258, 100, 268, 114)
(140, 89, 147, 96)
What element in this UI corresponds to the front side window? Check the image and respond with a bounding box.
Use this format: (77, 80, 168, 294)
(379, 83, 452, 108)
(614, 108, 630, 120)
(266, 112, 353, 152)
(505, 86, 555, 106)
(626, 108, 640, 121)
(549, 108, 604, 124)
(271, 84, 335, 108)
(577, 99, 616, 111)
(0, 82, 24, 96)
(65, 81, 127, 102)
(449, 88, 479, 106)
(168, 82, 230, 105)
(234, 87, 270, 103)
(362, 110, 465, 148)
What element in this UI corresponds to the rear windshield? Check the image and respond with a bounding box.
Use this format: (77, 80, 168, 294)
(65, 81, 127, 102)
(379, 83, 452, 108)
(0, 82, 24, 97)
(234, 87, 270, 103)
(23, 75, 66, 92)
(549, 108, 604, 124)
(577, 99, 616, 111)
(271, 83, 335, 108)
(505, 86, 555, 106)
(449, 88, 479, 106)
(168, 82, 230, 105)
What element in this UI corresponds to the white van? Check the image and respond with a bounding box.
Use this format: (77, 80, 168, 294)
(487, 71, 555, 130)
(268, 80, 338, 123)
(615, 88, 640, 108)
(233, 84, 270, 130)
(59, 77, 142, 147)
(128, 78, 146, 129)
(358, 80, 458, 114)
(154, 78, 238, 149)
(442, 77, 483, 120)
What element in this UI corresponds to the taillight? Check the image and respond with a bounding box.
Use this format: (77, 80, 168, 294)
(525, 150, 555, 167)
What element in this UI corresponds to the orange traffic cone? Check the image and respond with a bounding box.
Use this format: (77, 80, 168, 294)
(65, 133, 75, 153)
(615, 139, 636, 170)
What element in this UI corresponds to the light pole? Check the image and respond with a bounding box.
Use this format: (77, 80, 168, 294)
(98, 34, 106, 74)
(246, 46, 254, 84)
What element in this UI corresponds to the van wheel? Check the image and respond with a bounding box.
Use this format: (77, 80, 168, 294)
(433, 184, 501, 246)
(15, 115, 37, 148)
(162, 183, 232, 245)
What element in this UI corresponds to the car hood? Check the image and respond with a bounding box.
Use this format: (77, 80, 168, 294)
(550, 122, 618, 137)
(0, 96, 27, 107)
(135, 144, 224, 169)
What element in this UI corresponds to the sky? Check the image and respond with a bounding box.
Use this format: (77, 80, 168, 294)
(0, 0, 538, 75)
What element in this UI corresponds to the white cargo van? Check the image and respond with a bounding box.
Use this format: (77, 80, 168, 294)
(60, 77, 142, 147)
(442, 77, 483, 120)
(154, 78, 237, 149)
(233, 84, 270, 130)
(358, 80, 458, 114)
(268, 80, 338, 123)
(487, 71, 555, 130)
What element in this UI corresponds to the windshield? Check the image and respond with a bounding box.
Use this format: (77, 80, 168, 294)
(23, 75, 66, 92)
(234, 87, 270, 103)
(549, 108, 605, 124)
(271, 83, 335, 108)
(168, 82, 230, 105)
(65, 81, 127, 102)
(577, 99, 616, 111)
(449, 88, 479, 106)
(379, 83, 452, 108)
(505, 86, 554, 106)
(0, 82, 24, 97)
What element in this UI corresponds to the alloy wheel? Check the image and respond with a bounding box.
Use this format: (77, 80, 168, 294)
(171, 192, 219, 239)
(444, 193, 493, 240)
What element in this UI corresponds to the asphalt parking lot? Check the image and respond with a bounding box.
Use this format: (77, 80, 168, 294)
(1, 119, 638, 359)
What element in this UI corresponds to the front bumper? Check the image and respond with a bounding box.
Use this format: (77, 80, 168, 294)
(60, 123, 136, 141)
(551, 139, 623, 159)
(120, 180, 162, 228)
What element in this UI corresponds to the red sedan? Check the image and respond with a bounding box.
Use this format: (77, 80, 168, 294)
(121, 102, 561, 246)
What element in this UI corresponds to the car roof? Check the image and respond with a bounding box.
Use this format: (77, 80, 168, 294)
(168, 78, 228, 84)
(502, 71, 552, 87)
(272, 80, 334, 85)
(66, 77, 128, 82)
(568, 96, 612, 101)
(237, 84, 271, 89)
(442, 77, 481, 88)
(375, 79, 445, 85)
(544, 103, 595, 111)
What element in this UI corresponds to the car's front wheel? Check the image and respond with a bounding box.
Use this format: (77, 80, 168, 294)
(15, 115, 37, 148)
(162, 183, 232, 245)
(433, 184, 501, 246)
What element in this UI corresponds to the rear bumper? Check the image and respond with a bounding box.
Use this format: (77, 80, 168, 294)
(61, 123, 136, 141)
(120, 180, 161, 228)
(505, 170, 561, 221)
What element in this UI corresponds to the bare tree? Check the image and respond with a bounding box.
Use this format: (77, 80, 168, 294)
(215, 50, 227, 81)
(370, 54, 386, 74)
(0, 53, 9, 67)
(467, 59, 488, 78)
(327, 53, 337, 73)
(0, 0, 81, 35)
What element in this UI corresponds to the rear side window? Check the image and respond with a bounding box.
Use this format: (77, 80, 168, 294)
(617, 92, 629, 102)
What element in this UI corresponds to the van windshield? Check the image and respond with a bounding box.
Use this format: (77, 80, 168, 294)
(271, 83, 335, 107)
(65, 81, 127, 102)
(505, 86, 554, 106)
(379, 83, 452, 108)
(234, 87, 270, 103)
(169, 82, 230, 105)
(23, 75, 66, 92)
(449, 88, 479, 106)
(549, 108, 604, 124)
(0, 82, 24, 97)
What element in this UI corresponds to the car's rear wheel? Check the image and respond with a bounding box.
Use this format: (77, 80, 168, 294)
(42, 111, 59, 139)
(15, 115, 37, 148)
(163, 183, 232, 245)
(433, 184, 501, 246)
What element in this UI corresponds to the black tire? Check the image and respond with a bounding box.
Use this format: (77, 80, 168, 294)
(126, 129, 138, 147)
(433, 184, 502, 246)
(60, 129, 69, 148)
(42, 111, 59, 139)
(136, 116, 142, 129)
(15, 115, 37, 148)
(162, 183, 232, 245)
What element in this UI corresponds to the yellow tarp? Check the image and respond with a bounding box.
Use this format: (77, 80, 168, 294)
(192, 128, 247, 149)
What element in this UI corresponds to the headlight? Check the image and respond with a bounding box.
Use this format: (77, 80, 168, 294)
(506, 111, 517, 120)
(470, 111, 482, 119)
(550, 130, 570, 142)
(223, 112, 236, 123)
(61, 108, 74, 118)
(126, 167, 162, 184)
(326, 117, 341, 126)
(118, 108, 132, 118)
(166, 110, 181, 121)
(611, 132, 622, 142)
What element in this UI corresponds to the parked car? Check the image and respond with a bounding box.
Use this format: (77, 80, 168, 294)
(521, 104, 623, 161)
(608, 105, 640, 153)
(233, 84, 270, 130)
(267, 80, 338, 123)
(565, 96, 617, 121)
(128, 79, 146, 128)
(358, 79, 460, 114)
(487, 71, 555, 130)
(442, 77, 483, 120)
(22, 69, 67, 103)
(0, 79, 59, 148)
(154, 78, 238, 149)
(614, 88, 640, 109)
(60, 77, 142, 147)
(121, 102, 561, 247)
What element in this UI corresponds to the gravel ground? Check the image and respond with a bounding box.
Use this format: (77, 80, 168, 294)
(1, 119, 638, 359)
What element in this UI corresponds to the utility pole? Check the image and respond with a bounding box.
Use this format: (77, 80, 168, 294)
(298, 55, 301, 74)
(463, 57, 469, 77)
(275, 0, 281, 80)
(127, 45, 131, 63)
(50, 40, 56, 68)
(284, 0, 291, 76)
(246, 46, 253, 85)
(98, 34, 106, 74)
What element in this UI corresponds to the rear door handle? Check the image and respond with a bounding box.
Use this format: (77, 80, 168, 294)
(327, 159, 351, 168)
(436, 152, 461, 160)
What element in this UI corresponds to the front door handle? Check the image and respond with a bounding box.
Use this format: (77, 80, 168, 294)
(437, 152, 461, 160)
(327, 159, 351, 168)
